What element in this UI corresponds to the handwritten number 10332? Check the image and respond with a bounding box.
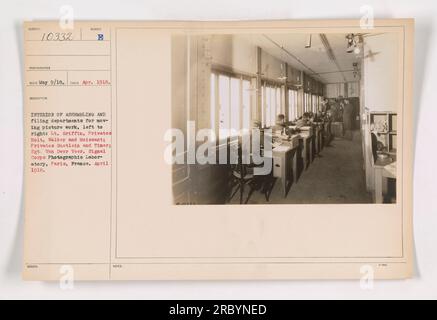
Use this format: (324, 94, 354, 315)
(41, 32, 73, 41)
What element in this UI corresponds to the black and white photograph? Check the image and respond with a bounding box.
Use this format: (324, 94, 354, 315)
(171, 32, 400, 205)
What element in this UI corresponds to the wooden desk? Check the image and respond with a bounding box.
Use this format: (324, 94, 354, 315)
(374, 159, 396, 203)
(314, 125, 321, 156)
(314, 122, 324, 154)
(287, 126, 313, 170)
(272, 139, 299, 197)
(323, 121, 332, 146)
(300, 132, 313, 170)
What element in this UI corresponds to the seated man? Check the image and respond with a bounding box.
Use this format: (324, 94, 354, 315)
(252, 119, 261, 130)
(295, 113, 310, 129)
(271, 114, 286, 135)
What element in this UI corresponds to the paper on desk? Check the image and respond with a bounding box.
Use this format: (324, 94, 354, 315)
(385, 161, 397, 177)
(273, 145, 291, 152)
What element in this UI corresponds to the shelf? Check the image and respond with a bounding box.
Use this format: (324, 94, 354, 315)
(369, 111, 397, 157)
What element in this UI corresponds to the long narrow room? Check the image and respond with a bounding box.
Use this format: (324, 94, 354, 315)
(171, 32, 399, 205)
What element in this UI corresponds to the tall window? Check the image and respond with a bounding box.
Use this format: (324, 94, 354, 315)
(272, 87, 280, 124)
(210, 72, 252, 139)
(288, 89, 298, 121)
(262, 86, 268, 127)
(230, 77, 240, 132)
(311, 94, 317, 112)
(210, 74, 216, 132)
(276, 87, 282, 115)
(304, 93, 310, 113)
(218, 75, 230, 137)
(242, 80, 251, 130)
(316, 95, 321, 112)
(262, 84, 282, 127)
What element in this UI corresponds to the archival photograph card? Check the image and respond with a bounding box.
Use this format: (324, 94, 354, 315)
(22, 19, 414, 280)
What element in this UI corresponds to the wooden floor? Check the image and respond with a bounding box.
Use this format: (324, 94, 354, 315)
(230, 130, 373, 204)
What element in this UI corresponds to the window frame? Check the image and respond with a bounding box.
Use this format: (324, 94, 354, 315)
(261, 80, 284, 128)
(210, 70, 253, 139)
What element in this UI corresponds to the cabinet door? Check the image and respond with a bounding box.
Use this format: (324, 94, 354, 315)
(347, 82, 359, 98)
(273, 156, 283, 178)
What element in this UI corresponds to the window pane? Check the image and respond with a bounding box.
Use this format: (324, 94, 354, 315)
(308, 93, 310, 112)
(308, 93, 311, 112)
(218, 75, 230, 138)
(276, 87, 281, 116)
(306, 93, 310, 112)
(294, 90, 296, 119)
(288, 90, 292, 121)
(230, 77, 240, 133)
(242, 80, 250, 130)
(210, 73, 215, 131)
(266, 87, 272, 127)
(295, 91, 298, 118)
(261, 86, 265, 127)
(311, 94, 314, 112)
(288, 89, 297, 121)
(270, 87, 276, 125)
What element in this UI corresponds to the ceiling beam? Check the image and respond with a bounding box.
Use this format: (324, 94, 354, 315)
(308, 69, 355, 75)
(262, 35, 325, 83)
(319, 34, 347, 83)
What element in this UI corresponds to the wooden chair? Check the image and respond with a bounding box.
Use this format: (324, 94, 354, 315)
(228, 141, 273, 204)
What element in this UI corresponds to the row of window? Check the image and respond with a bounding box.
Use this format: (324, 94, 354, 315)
(210, 72, 322, 136)
(304, 92, 323, 114)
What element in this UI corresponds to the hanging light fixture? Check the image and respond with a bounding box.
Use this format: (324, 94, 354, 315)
(352, 62, 360, 79)
(346, 33, 356, 53)
(278, 63, 287, 81)
(346, 34, 363, 54)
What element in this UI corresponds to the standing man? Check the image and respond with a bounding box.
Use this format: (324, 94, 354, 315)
(342, 99, 353, 139)
(272, 114, 286, 134)
(320, 97, 329, 113)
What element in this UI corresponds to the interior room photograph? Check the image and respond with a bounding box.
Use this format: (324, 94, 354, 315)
(171, 32, 399, 205)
